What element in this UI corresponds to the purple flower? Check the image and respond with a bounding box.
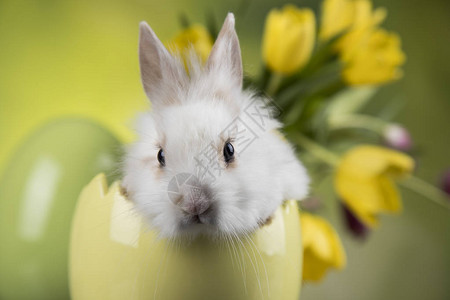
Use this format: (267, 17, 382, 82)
(341, 203, 369, 239)
(383, 124, 412, 151)
(441, 170, 450, 196)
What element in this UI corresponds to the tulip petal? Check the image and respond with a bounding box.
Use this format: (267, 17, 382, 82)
(301, 212, 346, 281)
(320, 0, 354, 40)
(335, 145, 414, 228)
(341, 29, 406, 85)
(262, 5, 315, 74)
(166, 24, 213, 69)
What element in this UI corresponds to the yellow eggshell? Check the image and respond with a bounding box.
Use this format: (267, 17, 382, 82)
(70, 174, 303, 300)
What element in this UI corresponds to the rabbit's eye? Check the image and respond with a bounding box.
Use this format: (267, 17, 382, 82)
(157, 149, 165, 166)
(223, 142, 235, 164)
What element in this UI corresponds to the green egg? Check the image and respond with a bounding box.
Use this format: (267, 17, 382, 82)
(0, 118, 123, 300)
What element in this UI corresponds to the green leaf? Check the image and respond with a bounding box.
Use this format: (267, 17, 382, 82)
(326, 86, 378, 118)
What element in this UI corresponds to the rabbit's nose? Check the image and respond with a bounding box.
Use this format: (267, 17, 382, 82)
(167, 173, 213, 218)
(178, 186, 216, 225)
(180, 198, 211, 216)
(178, 183, 211, 214)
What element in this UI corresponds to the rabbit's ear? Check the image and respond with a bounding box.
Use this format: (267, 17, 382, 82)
(139, 22, 185, 107)
(206, 13, 243, 90)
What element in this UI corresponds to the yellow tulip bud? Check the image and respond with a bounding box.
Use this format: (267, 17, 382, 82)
(320, 0, 354, 40)
(167, 24, 213, 64)
(320, 0, 404, 85)
(301, 212, 346, 282)
(320, 0, 386, 41)
(341, 29, 406, 85)
(335, 145, 414, 227)
(262, 5, 316, 75)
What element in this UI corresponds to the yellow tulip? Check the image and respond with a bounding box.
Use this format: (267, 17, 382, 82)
(335, 145, 414, 227)
(301, 212, 346, 282)
(167, 24, 213, 64)
(341, 29, 406, 85)
(320, 0, 386, 41)
(262, 5, 316, 74)
(320, 0, 404, 85)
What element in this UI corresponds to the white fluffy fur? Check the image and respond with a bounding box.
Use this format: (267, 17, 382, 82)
(122, 14, 309, 238)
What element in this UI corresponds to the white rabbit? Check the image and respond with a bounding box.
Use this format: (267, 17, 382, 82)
(122, 13, 309, 239)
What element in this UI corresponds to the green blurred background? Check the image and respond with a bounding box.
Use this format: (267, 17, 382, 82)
(0, 0, 449, 299)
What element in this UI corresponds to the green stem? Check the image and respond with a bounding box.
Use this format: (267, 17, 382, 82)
(329, 114, 388, 133)
(266, 72, 284, 96)
(257, 65, 271, 91)
(400, 176, 450, 210)
(281, 80, 345, 130)
(276, 62, 343, 108)
(299, 40, 336, 78)
(289, 133, 450, 212)
(178, 13, 191, 29)
(289, 132, 340, 166)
